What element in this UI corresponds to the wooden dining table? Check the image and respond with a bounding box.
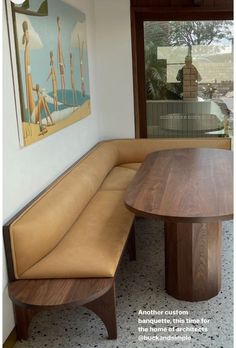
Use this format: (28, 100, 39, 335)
(124, 148, 233, 302)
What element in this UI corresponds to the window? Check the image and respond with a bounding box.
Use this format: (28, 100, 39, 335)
(144, 20, 233, 138)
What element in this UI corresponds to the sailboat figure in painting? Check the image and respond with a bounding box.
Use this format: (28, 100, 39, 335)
(47, 51, 59, 111)
(57, 16, 66, 104)
(22, 20, 35, 124)
(22, 20, 53, 131)
(70, 52, 78, 108)
(78, 33, 86, 97)
(34, 84, 54, 129)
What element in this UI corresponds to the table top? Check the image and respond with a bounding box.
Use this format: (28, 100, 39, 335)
(124, 148, 233, 223)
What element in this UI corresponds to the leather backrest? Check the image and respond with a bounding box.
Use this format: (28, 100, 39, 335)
(10, 142, 118, 278)
(113, 138, 231, 164)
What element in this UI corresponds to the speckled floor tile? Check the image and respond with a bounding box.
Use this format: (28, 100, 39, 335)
(13, 219, 233, 348)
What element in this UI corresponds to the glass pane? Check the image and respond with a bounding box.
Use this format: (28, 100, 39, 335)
(144, 21, 234, 138)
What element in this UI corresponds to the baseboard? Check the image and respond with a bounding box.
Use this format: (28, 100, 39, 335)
(3, 328, 17, 348)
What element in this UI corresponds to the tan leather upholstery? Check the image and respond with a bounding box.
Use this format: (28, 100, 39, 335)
(10, 142, 118, 278)
(120, 163, 141, 171)
(9, 138, 231, 279)
(20, 191, 134, 278)
(101, 166, 137, 191)
(112, 138, 231, 164)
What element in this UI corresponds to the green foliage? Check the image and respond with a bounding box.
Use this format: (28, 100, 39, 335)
(144, 21, 169, 47)
(144, 22, 169, 100)
(37, 0, 48, 15)
(21, 0, 29, 9)
(145, 42, 167, 100)
(168, 21, 233, 48)
(13, 0, 48, 16)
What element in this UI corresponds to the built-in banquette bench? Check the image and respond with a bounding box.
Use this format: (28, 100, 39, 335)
(3, 138, 230, 342)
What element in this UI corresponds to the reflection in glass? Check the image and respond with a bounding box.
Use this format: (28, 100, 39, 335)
(144, 21, 234, 138)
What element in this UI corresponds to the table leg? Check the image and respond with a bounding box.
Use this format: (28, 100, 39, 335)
(165, 221, 221, 301)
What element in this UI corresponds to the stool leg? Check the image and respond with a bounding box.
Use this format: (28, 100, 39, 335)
(14, 304, 37, 340)
(85, 282, 117, 339)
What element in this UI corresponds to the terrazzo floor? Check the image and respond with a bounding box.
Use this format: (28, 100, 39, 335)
(14, 218, 233, 348)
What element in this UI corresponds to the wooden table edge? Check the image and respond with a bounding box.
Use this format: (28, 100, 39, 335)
(124, 202, 233, 223)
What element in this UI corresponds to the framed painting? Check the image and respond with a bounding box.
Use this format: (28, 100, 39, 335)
(6, 0, 91, 147)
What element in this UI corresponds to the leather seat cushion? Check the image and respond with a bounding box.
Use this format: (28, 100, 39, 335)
(20, 190, 134, 279)
(119, 163, 141, 171)
(100, 166, 137, 190)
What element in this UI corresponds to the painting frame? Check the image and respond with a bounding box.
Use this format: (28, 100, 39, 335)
(6, 0, 91, 147)
(6, 0, 25, 146)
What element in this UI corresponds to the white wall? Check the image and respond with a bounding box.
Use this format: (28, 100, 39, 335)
(2, 0, 99, 342)
(3, 0, 135, 342)
(94, 0, 135, 139)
